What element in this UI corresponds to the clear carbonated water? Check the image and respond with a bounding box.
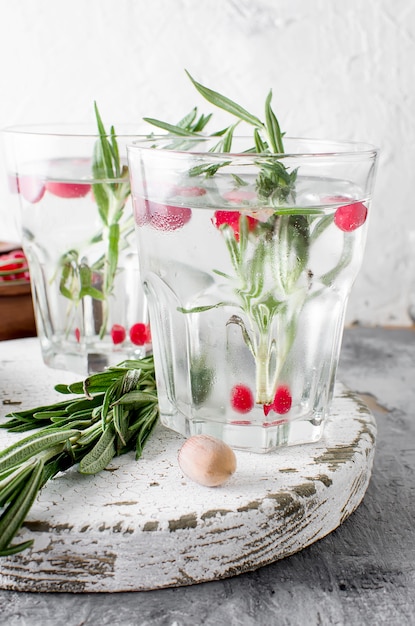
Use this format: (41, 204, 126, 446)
(16, 158, 148, 374)
(132, 173, 370, 452)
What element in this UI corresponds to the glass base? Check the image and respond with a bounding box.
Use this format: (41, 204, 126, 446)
(41, 343, 147, 375)
(160, 411, 325, 453)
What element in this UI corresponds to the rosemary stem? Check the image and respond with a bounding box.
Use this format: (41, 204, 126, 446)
(255, 335, 271, 405)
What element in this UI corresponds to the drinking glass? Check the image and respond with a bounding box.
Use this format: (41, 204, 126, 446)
(127, 136, 378, 452)
(3, 125, 150, 374)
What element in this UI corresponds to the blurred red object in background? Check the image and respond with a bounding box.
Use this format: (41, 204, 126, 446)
(0, 242, 36, 340)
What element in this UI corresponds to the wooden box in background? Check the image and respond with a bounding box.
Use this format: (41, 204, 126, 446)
(0, 242, 37, 341)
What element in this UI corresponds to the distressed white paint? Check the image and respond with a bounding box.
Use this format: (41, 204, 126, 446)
(0, 0, 414, 326)
(0, 339, 376, 592)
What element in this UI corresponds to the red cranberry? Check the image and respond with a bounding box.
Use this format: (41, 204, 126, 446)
(129, 323, 151, 346)
(223, 189, 256, 203)
(174, 186, 206, 197)
(134, 197, 192, 231)
(8, 174, 19, 194)
(273, 385, 292, 414)
(17, 176, 45, 203)
(212, 210, 257, 241)
(231, 384, 254, 414)
(334, 202, 368, 232)
(133, 196, 150, 226)
(111, 324, 126, 345)
(263, 385, 292, 416)
(45, 182, 91, 198)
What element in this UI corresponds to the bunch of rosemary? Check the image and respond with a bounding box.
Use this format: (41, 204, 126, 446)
(0, 357, 158, 556)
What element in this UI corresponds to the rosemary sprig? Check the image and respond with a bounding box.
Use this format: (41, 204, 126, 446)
(141, 73, 348, 405)
(144, 71, 295, 205)
(0, 356, 158, 556)
(58, 104, 132, 339)
(143, 74, 308, 402)
(178, 213, 310, 403)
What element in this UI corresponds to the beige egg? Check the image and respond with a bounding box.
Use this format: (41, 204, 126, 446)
(178, 434, 237, 487)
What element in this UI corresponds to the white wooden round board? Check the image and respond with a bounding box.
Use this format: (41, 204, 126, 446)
(0, 339, 376, 593)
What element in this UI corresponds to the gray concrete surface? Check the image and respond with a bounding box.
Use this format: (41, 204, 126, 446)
(0, 327, 414, 625)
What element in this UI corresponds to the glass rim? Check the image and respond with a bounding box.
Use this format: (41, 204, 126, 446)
(1, 123, 149, 138)
(127, 135, 379, 159)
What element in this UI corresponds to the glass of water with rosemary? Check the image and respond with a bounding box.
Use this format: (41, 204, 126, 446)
(3, 111, 150, 374)
(127, 73, 378, 453)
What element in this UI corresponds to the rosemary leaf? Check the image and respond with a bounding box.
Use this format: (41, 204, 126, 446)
(185, 70, 263, 128)
(78, 424, 116, 475)
(110, 125, 121, 178)
(101, 378, 122, 426)
(188, 161, 232, 178)
(75, 422, 103, 447)
(177, 107, 198, 129)
(92, 179, 110, 225)
(226, 315, 255, 355)
(115, 390, 158, 405)
(113, 404, 128, 448)
(142, 118, 198, 136)
(94, 102, 116, 179)
(177, 302, 229, 314)
(0, 540, 34, 557)
(0, 461, 37, 508)
(0, 429, 80, 474)
(264, 90, 284, 153)
(221, 123, 238, 153)
(254, 128, 268, 153)
(0, 459, 44, 552)
(192, 112, 213, 133)
(106, 222, 120, 290)
(135, 406, 159, 460)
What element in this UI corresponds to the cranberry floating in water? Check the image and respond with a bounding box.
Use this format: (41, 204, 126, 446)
(17, 176, 45, 203)
(334, 201, 368, 232)
(45, 182, 91, 198)
(134, 198, 192, 231)
(174, 186, 206, 197)
(150, 201, 192, 231)
(223, 189, 256, 204)
(7, 174, 19, 194)
(212, 210, 258, 242)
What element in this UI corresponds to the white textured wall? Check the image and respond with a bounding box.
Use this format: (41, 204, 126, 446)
(1, 0, 414, 326)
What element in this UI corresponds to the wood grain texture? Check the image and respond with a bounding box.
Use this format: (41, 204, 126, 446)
(0, 328, 413, 625)
(0, 339, 375, 594)
(0, 283, 36, 341)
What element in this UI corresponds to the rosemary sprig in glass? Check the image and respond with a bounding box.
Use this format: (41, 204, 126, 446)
(0, 357, 158, 556)
(57, 104, 132, 339)
(143, 72, 347, 405)
(144, 70, 297, 205)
